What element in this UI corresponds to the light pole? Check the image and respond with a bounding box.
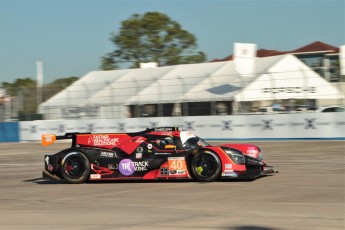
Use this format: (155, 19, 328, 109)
(36, 61, 43, 109)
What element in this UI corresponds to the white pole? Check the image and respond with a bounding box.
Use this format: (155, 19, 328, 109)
(36, 61, 43, 107)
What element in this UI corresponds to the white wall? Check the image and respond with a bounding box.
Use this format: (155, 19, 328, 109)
(19, 113, 345, 141)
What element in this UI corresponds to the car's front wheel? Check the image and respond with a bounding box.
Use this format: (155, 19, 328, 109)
(60, 152, 90, 184)
(190, 150, 221, 182)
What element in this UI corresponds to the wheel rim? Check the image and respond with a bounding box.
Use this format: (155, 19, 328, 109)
(194, 154, 218, 178)
(64, 156, 86, 179)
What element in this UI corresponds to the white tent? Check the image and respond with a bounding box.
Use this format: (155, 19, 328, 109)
(125, 55, 312, 105)
(175, 55, 284, 102)
(125, 61, 228, 105)
(38, 54, 343, 119)
(38, 69, 129, 119)
(83, 66, 175, 118)
(234, 54, 344, 101)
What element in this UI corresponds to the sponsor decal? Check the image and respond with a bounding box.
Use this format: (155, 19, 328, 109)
(168, 157, 187, 174)
(247, 147, 258, 157)
(42, 134, 55, 145)
(119, 159, 149, 176)
(87, 123, 96, 132)
(117, 123, 126, 132)
(88, 135, 119, 146)
(262, 87, 316, 94)
(119, 159, 135, 176)
(133, 161, 148, 171)
(155, 152, 171, 156)
(222, 170, 238, 177)
(184, 121, 195, 131)
(136, 152, 142, 159)
(222, 120, 233, 131)
(30, 125, 38, 134)
(133, 137, 145, 144)
(176, 170, 186, 175)
(262, 120, 273, 130)
(60, 105, 100, 119)
(100, 151, 114, 158)
(305, 118, 316, 129)
(90, 174, 101, 179)
(57, 124, 65, 133)
(225, 164, 232, 169)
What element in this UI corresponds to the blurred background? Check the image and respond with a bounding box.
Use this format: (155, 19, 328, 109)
(1, 40, 344, 121)
(1, 1, 344, 122)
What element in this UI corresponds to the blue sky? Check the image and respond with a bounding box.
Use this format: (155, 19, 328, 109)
(1, 0, 344, 84)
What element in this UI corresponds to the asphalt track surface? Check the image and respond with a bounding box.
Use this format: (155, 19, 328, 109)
(0, 141, 344, 230)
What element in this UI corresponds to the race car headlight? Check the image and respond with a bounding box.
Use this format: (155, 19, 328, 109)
(221, 147, 245, 165)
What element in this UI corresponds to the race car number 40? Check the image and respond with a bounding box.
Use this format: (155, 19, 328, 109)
(168, 157, 187, 171)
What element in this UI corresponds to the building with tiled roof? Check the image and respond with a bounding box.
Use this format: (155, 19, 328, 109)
(290, 41, 339, 53)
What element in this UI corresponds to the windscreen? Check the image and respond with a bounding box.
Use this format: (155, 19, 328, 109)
(180, 131, 209, 149)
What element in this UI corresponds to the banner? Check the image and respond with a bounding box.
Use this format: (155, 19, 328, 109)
(0, 122, 19, 142)
(19, 113, 345, 141)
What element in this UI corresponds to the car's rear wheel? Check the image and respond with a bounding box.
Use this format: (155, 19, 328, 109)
(60, 152, 90, 184)
(190, 150, 221, 182)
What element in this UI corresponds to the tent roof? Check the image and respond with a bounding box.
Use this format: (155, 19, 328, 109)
(84, 65, 175, 105)
(39, 69, 129, 107)
(235, 55, 344, 101)
(125, 61, 227, 104)
(40, 53, 343, 110)
(125, 55, 287, 104)
(175, 61, 240, 102)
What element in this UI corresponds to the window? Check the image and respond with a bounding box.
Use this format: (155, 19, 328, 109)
(187, 102, 211, 116)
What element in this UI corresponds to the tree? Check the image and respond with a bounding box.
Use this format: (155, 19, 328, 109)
(43, 76, 79, 101)
(2, 78, 36, 97)
(101, 12, 206, 69)
(2, 76, 79, 103)
(2, 77, 78, 119)
(2, 78, 38, 116)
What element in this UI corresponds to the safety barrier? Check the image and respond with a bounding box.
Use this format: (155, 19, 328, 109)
(17, 112, 345, 141)
(0, 122, 19, 142)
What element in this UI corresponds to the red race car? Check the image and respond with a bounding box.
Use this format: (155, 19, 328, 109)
(42, 127, 277, 184)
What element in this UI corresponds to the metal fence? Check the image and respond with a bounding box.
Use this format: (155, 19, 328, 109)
(1, 71, 345, 121)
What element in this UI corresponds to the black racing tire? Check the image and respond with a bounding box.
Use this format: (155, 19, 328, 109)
(60, 152, 90, 184)
(190, 150, 222, 182)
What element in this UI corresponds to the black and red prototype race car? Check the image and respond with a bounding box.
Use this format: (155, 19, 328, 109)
(42, 127, 276, 184)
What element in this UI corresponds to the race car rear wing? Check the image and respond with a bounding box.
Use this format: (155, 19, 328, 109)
(42, 127, 180, 146)
(42, 132, 91, 146)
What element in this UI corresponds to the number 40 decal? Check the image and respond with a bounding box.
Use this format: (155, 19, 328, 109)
(168, 157, 187, 171)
